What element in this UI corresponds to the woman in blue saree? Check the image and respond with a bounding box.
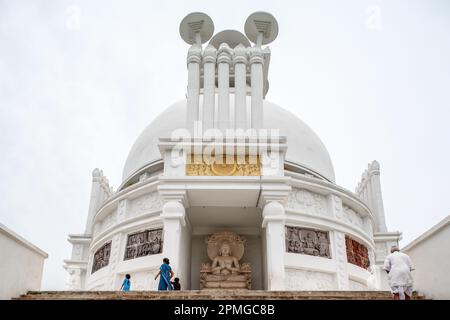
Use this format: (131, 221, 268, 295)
(154, 257, 174, 290)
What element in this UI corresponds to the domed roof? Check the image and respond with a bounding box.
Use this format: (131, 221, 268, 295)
(122, 100, 335, 183)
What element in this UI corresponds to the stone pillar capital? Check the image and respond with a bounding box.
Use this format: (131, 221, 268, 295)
(202, 44, 217, 64)
(161, 200, 186, 227)
(233, 44, 248, 64)
(249, 46, 264, 64)
(187, 44, 202, 65)
(217, 43, 233, 64)
(262, 200, 285, 228)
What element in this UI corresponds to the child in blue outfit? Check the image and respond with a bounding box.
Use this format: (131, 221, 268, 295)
(120, 274, 131, 292)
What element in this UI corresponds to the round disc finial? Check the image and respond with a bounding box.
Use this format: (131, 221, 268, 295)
(209, 30, 251, 49)
(244, 11, 278, 45)
(179, 12, 214, 45)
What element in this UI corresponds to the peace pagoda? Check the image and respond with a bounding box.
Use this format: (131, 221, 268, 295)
(64, 12, 401, 291)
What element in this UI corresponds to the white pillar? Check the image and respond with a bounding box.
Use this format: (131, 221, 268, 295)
(84, 168, 103, 234)
(202, 44, 216, 130)
(234, 44, 247, 130)
(333, 231, 350, 290)
(161, 201, 187, 286)
(186, 44, 202, 133)
(217, 43, 232, 132)
(262, 201, 286, 290)
(249, 46, 264, 130)
(368, 161, 388, 232)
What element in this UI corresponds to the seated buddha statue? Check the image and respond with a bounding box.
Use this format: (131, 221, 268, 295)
(200, 231, 252, 290)
(211, 242, 240, 275)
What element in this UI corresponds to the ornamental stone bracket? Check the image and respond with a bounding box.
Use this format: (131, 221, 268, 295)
(157, 184, 190, 209)
(258, 176, 292, 208)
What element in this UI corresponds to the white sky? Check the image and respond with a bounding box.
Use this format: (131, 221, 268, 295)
(0, 0, 449, 290)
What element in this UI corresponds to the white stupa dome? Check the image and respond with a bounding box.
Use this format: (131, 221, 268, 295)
(122, 99, 335, 183)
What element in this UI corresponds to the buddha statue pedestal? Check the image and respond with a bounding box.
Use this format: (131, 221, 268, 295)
(199, 231, 252, 290)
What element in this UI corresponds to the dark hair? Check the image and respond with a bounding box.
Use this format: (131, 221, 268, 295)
(174, 277, 180, 282)
(163, 257, 170, 263)
(126, 274, 131, 279)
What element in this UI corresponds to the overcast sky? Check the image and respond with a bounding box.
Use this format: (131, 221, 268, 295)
(1, 0, 449, 290)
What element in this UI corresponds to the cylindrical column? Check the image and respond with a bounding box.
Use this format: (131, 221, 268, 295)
(233, 44, 247, 131)
(202, 44, 217, 130)
(217, 43, 232, 132)
(262, 201, 286, 290)
(186, 44, 202, 133)
(161, 201, 187, 287)
(250, 46, 264, 130)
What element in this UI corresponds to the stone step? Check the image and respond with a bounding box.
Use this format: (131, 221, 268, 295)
(16, 290, 426, 300)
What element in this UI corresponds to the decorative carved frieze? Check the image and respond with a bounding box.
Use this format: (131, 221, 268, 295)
(124, 228, 163, 260)
(345, 236, 370, 269)
(285, 226, 331, 258)
(186, 155, 261, 176)
(91, 241, 111, 274)
(284, 269, 336, 290)
(287, 188, 328, 216)
(342, 205, 364, 229)
(131, 192, 163, 216)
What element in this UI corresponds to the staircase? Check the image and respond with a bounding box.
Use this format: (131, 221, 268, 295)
(16, 290, 426, 300)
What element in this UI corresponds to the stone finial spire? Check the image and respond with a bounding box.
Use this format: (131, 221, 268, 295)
(84, 168, 113, 234)
(356, 161, 387, 232)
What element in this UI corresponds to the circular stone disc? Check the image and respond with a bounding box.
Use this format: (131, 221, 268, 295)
(179, 12, 214, 44)
(244, 11, 278, 45)
(209, 30, 251, 48)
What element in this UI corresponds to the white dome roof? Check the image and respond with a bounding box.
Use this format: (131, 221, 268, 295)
(122, 100, 335, 182)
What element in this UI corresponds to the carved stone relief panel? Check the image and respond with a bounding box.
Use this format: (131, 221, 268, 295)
(345, 236, 370, 269)
(287, 188, 328, 216)
(363, 217, 374, 236)
(130, 192, 163, 217)
(91, 241, 111, 274)
(124, 228, 163, 260)
(349, 279, 367, 291)
(284, 269, 337, 290)
(342, 205, 364, 230)
(285, 226, 331, 258)
(186, 155, 261, 176)
(102, 213, 114, 231)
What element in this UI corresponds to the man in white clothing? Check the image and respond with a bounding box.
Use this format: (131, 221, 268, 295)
(383, 245, 414, 300)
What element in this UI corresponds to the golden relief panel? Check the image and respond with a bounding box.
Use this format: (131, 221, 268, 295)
(186, 155, 261, 176)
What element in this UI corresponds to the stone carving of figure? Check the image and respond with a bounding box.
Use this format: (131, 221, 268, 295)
(286, 226, 331, 258)
(200, 231, 251, 290)
(318, 233, 329, 257)
(305, 233, 315, 249)
(124, 229, 163, 260)
(211, 242, 240, 275)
